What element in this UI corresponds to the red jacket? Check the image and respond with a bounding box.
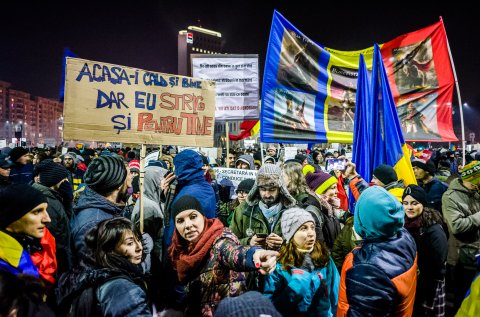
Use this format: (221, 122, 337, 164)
(31, 227, 57, 287)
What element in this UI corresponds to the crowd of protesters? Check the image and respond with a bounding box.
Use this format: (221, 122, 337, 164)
(0, 143, 479, 317)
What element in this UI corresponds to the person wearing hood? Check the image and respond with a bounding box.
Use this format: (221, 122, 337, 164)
(61, 152, 85, 191)
(230, 164, 296, 250)
(337, 186, 418, 316)
(131, 165, 168, 265)
(263, 156, 276, 165)
(70, 155, 132, 263)
(235, 154, 255, 170)
(161, 149, 216, 251)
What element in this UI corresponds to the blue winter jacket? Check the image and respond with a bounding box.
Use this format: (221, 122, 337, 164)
(163, 150, 216, 248)
(264, 257, 340, 317)
(70, 186, 124, 263)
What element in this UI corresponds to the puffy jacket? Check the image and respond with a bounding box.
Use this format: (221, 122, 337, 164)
(164, 150, 216, 249)
(32, 182, 72, 274)
(9, 162, 33, 184)
(442, 178, 480, 268)
(337, 228, 418, 317)
(56, 266, 151, 317)
(71, 186, 124, 262)
(264, 257, 339, 316)
(229, 202, 285, 246)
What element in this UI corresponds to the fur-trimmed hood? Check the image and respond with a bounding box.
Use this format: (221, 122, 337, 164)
(247, 164, 296, 208)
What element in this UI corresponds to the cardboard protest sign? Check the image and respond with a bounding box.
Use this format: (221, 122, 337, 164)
(63, 58, 216, 146)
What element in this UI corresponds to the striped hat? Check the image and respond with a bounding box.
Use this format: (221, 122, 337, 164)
(461, 161, 480, 185)
(85, 156, 127, 194)
(305, 171, 337, 195)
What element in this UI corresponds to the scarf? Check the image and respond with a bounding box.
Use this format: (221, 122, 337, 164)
(259, 201, 283, 229)
(170, 218, 224, 283)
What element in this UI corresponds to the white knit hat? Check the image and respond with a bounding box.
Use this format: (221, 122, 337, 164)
(281, 207, 315, 243)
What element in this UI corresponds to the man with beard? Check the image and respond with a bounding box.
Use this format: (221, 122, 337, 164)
(61, 152, 85, 191)
(70, 155, 132, 263)
(230, 164, 297, 251)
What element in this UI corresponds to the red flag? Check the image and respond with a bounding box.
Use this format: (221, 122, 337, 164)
(229, 120, 259, 141)
(381, 19, 456, 142)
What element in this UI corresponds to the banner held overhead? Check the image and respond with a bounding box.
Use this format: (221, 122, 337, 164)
(63, 58, 216, 146)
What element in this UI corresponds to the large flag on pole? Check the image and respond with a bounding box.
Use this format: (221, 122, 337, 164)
(369, 44, 416, 186)
(229, 120, 260, 141)
(260, 11, 456, 143)
(352, 55, 373, 184)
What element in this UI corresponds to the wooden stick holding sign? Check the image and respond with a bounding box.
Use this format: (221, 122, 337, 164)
(139, 144, 146, 233)
(225, 122, 230, 168)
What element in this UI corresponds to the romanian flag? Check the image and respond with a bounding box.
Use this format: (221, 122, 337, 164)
(229, 120, 260, 141)
(353, 44, 416, 187)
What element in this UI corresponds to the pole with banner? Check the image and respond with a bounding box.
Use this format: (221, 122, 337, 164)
(442, 17, 466, 165)
(139, 144, 146, 233)
(226, 122, 230, 167)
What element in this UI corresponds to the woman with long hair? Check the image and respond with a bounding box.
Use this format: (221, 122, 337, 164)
(263, 207, 339, 316)
(56, 217, 153, 316)
(402, 184, 448, 317)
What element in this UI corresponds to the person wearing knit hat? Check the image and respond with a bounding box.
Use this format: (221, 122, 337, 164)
(0, 154, 14, 189)
(305, 171, 337, 196)
(402, 184, 448, 316)
(161, 154, 174, 171)
(264, 207, 340, 316)
(263, 155, 276, 165)
(168, 194, 279, 316)
(411, 158, 448, 212)
(61, 151, 85, 191)
(84, 155, 128, 195)
(337, 186, 417, 316)
(31, 160, 72, 276)
(214, 291, 282, 317)
(294, 154, 308, 166)
(442, 160, 480, 309)
(8, 147, 29, 164)
(128, 159, 140, 177)
(230, 163, 296, 251)
(372, 164, 398, 186)
(0, 184, 57, 286)
(71, 155, 131, 262)
(7, 147, 34, 185)
(461, 160, 480, 186)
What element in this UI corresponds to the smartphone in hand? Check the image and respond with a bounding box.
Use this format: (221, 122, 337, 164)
(325, 158, 347, 172)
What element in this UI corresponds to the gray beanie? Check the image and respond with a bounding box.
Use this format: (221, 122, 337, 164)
(84, 156, 127, 194)
(281, 207, 315, 243)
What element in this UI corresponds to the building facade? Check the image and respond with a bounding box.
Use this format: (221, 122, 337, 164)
(0, 80, 63, 147)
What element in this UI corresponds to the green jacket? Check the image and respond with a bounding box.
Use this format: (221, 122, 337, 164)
(442, 178, 480, 268)
(229, 201, 285, 246)
(331, 216, 359, 271)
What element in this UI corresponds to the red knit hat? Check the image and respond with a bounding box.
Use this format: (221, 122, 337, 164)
(128, 159, 140, 172)
(305, 171, 337, 194)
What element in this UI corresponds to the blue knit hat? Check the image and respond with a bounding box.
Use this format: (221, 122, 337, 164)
(354, 186, 404, 240)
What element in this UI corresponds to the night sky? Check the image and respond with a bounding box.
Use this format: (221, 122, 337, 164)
(1, 1, 478, 135)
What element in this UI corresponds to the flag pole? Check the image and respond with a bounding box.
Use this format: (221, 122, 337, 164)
(225, 122, 230, 166)
(139, 143, 146, 233)
(441, 16, 466, 165)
